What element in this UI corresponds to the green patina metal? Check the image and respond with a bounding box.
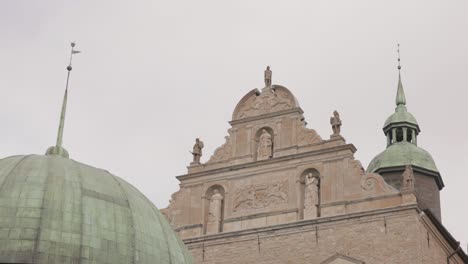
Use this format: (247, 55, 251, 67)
(383, 73, 419, 130)
(368, 69, 438, 175)
(0, 154, 193, 264)
(367, 142, 438, 173)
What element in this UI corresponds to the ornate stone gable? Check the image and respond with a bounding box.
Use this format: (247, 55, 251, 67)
(233, 85, 298, 120)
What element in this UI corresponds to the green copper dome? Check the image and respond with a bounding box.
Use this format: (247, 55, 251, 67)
(0, 154, 193, 264)
(367, 142, 438, 173)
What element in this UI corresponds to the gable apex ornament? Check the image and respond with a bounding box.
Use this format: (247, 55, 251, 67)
(264, 66, 272, 89)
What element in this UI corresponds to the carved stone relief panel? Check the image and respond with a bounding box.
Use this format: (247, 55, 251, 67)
(232, 180, 288, 213)
(236, 88, 295, 120)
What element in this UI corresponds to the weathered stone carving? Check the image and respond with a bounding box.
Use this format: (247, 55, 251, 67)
(233, 180, 288, 213)
(207, 135, 233, 163)
(236, 88, 294, 119)
(161, 189, 184, 226)
(360, 173, 398, 195)
(330, 110, 342, 136)
(304, 173, 319, 208)
(208, 190, 223, 222)
(257, 129, 273, 160)
(361, 177, 377, 191)
(191, 138, 204, 164)
(297, 119, 322, 145)
(206, 189, 224, 234)
(401, 165, 414, 190)
(304, 173, 320, 219)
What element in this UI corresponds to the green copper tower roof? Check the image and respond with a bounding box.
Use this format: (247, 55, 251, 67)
(367, 49, 441, 185)
(367, 142, 438, 173)
(0, 154, 193, 264)
(383, 72, 419, 131)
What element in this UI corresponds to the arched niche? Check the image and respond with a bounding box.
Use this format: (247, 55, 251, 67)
(203, 185, 226, 234)
(298, 168, 321, 220)
(253, 126, 275, 161)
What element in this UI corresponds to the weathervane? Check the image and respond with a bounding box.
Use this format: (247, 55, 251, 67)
(46, 42, 81, 158)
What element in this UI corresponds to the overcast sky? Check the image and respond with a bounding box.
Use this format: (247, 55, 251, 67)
(1, 0, 467, 250)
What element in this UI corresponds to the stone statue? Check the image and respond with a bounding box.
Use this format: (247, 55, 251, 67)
(304, 173, 319, 219)
(330, 110, 342, 135)
(264, 66, 272, 88)
(304, 173, 319, 208)
(402, 165, 414, 190)
(208, 189, 223, 222)
(257, 129, 273, 160)
(191, 138, 204, 164)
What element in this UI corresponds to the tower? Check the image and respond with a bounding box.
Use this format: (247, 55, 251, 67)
(367, 48, 444, 220)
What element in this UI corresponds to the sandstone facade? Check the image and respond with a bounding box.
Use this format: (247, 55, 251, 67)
(163, 74, 466, 263)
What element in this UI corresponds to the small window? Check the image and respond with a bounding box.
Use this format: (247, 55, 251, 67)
(407, 129, 413, 143)
(396, 128, 403, 142)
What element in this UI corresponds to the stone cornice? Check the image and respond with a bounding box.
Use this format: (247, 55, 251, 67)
(223, 208, 298, 223)
(182, 204, 419, 245)
(229, 107, 304, 126)
(177, 143, 357, 181)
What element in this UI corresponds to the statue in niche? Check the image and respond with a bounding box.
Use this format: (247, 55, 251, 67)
(304, 173, 319, 219)
(191, 138, 204, 164)
(208, 189, 223, 223)
(264, 66, 272, 88)
(257, 129, 273, 160)
(304, 173, 320, 208)
(402, 165, 414, 190)
(330, 110, 342, 135)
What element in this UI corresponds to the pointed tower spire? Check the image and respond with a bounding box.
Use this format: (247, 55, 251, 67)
(396, 44, 407, 106)
(46, 42, 81, 158)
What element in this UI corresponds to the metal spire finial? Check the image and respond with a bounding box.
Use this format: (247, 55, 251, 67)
(397, 43, 402, 71)
(395, 43, 406, 107)
(46, 42, 81, 158)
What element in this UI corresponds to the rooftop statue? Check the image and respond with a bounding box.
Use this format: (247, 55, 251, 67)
(191, 138, 204, 164)
(330, 110, 342, 136)
(264, 66, 272, 88)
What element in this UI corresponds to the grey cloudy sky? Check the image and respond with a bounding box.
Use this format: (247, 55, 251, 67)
(1, 0, 467, 249)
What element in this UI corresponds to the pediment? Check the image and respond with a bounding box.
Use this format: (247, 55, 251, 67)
(232, 85, 299, 120)
(321, 253, 365, 264)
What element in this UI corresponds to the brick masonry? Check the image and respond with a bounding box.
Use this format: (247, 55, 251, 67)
(184, 207, 463, 264)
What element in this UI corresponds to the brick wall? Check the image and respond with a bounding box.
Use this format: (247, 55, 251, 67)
(380, 170, 441, 220)
(184, 208, 462, 264)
